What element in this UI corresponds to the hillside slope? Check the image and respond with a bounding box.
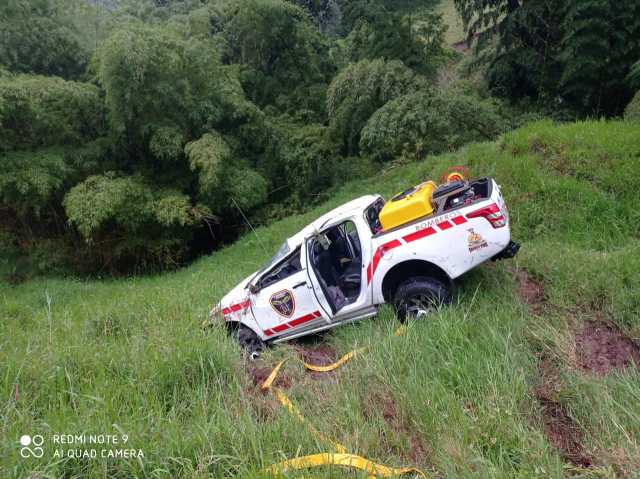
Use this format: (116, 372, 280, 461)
(2, 120, 639, 477)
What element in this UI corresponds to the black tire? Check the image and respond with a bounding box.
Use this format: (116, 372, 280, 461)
(235, 325, 265, 358)
(393, 276, 451, 322)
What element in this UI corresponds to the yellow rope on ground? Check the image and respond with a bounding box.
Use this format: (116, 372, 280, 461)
(301, 326, 405, 372)
(261, 359, 348, 453)
(261, 325, 429, 478)
(266, 453, 428, 478)
(302, 347, 368, 372)
(274, 388, 348, 454)
(260, 359, 288, 391)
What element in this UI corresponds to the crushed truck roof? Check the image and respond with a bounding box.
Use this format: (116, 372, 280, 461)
(285, 194, 380, 251)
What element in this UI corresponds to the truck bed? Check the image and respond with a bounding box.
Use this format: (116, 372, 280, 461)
(370, 177, 493, 238)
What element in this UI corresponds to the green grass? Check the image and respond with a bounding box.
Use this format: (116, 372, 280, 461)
(2, 119, 640, 478)
(436, 0, 466, 45)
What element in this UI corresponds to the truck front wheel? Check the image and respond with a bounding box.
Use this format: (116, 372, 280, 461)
(235, 325, 265, 359)
(393, 277, 451, 321)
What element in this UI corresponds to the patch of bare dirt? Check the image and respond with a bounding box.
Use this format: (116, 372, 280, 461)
(452, 40, 468, 52)
(367, 392, 431, 465)
(513, 268, 546, 314)
(247, 364, 292, 391)
(294, 344, 337, 364)
(536, 395, 592, 468)
(293, 344, 338, 380)
(535, 357, 593, 468)
(575, 321, 640, 376)
(240, 361, 286, 423)
(450, 32, 479, 52)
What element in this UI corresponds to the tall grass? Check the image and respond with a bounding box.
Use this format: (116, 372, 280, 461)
(2, 120, 639, 477)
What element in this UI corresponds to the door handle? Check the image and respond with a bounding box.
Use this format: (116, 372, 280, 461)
(292, 281, 307, 290)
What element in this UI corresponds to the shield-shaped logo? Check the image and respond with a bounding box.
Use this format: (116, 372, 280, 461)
(269, 289, 296, 317)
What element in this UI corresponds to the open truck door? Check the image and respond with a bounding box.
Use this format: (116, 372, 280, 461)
(249, 247, 328, 339)
(304, 218, 373, 320)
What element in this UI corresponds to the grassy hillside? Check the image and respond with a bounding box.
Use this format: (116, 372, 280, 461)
(2, 120, 639, 478)
(436, 0, 465, 45)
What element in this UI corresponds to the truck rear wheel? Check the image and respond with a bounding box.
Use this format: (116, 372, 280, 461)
(235, 325, 265, 359)
(393, 276, 451, 321)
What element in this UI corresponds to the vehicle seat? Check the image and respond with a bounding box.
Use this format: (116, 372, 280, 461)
(315, 248, 339, 287)
(338, 260, 361, 294)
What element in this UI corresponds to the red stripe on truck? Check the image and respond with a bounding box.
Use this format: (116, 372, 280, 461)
(436, 220, 453, 230)
(289, 311, 320, 327)
(222, 298, 251, 316)
(366, 212, 473, 284)
(263, 310, 322, 337)
(402, 226, 436, 243)
(366, 239, 402, 284)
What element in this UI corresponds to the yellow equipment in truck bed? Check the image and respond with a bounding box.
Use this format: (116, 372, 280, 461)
(379, 181, 437, 231)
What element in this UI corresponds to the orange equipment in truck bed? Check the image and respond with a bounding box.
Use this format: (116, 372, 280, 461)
(379, 181, 437, 231)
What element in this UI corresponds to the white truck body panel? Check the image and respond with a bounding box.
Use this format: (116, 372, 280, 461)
(212, 179, 513, 342)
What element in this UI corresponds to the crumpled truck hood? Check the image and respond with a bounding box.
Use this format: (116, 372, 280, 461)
(211, 272, 255, 323)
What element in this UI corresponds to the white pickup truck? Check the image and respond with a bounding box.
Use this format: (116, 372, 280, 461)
(209, 177, 519, 354)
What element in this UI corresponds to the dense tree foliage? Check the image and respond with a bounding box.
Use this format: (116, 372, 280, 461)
(270, 121, 338, 206)
(288, 0, 341, 34)
(216, 0, 333, 110)
(339, 7, 447, 76)
(454, 0, 640, 116)
(0, 0, 92, 79)
(0, 74, 104, 151)
(327, 59, 427, 155)
(628, 61, 640, 91)
(8, 0, 633, 276)
(360, 90, 507, 160)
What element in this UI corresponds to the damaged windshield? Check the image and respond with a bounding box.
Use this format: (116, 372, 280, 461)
(247, 241, 291, 287)
(269, 241, 290, 265)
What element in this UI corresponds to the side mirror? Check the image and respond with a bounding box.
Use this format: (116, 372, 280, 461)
(249, 284, 260, 295)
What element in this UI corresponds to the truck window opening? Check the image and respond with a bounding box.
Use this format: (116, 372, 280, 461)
(309, 221, 362, 312)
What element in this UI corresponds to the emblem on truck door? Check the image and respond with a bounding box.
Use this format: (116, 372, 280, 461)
(269, 289, 296, 317)
(467, 228, 488, 252)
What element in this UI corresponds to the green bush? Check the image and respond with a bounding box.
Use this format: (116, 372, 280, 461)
(276, 122, 339, 204)
(327, 58, 427, 154)
(185, 132, 231, 204)
(149, 127, 186, 163)
(224, 167, 269, 211)
(0, 74, 104, 151)
(63, 173, 203, 239)
(97, 24, 228, 152)
(360, 90, 508, 161)
(624, 91, 640, 121)
(0, 0, 89, 79)
(0, 149, 72, 215)
(219, 0, 333, 109)
(63, 173, 204, 270)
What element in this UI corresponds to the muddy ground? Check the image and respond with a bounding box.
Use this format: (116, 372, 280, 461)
(513, 268, 547, 314)
(248, 363, 292, 390)
(535, 358, 593, 468)
(293, 343, 337, 365)
(293, 343, 339, 380)
(575, 321, 640, 376)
